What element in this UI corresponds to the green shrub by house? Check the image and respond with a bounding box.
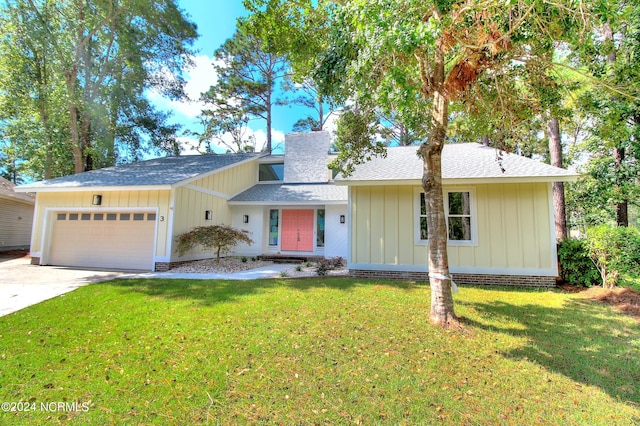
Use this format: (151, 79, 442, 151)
(557, 238, 600, 287)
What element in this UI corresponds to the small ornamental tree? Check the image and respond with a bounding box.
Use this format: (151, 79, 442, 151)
(175, 225, 253, 261)
(585, 226, 640, 288)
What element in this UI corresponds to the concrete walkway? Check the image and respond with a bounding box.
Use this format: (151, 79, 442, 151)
(123, 263, 294, 281)
(0, 255, 295, 317)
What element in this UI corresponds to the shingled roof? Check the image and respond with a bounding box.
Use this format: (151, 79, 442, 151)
(335, 143, 578, 184)
(16, 153, 262, 192)
(229, 183, 347, 204)
(0, 176, 35, 203)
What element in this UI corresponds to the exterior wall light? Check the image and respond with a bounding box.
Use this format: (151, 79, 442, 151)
(205, 210, 212, 220)
(243, 215, 249, 224)
(92, 194, 102, 206)
(340, 214, 346, 224)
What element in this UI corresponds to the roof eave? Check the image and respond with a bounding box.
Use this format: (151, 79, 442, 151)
(335, 175, 579, 186)
(14, 184, 172, 193)
(228, 200, 347, 206)
(0, 192, 35, 204)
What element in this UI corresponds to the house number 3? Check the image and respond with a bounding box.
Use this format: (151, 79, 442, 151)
(160, 216, 165, 222)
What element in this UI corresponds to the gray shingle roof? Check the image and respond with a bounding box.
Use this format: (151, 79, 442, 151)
(16, 153, 262, 191)
(335, 143, 578, 183)
(0, 176, 35, 203)
(229, 183, 347, 204)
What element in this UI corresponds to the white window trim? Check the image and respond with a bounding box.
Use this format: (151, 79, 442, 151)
(413, 187, 478, 247)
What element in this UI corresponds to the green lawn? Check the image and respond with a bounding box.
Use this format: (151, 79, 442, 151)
(1, 278, 639, 425)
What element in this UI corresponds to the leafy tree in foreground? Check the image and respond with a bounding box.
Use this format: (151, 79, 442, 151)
(175, 225, 253, 261)
(245, 0, 603, 328)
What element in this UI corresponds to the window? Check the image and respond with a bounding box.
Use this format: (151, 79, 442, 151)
(81, 213, 91, 221)
(69, 213, 78, 221)
(94, 214, 104, 221)
(57, 213, 66, 220)
(147, 213, 157, 221)
(415, 188, 476, 246)
(133, 213, 145, 221)
(447, 192, 472, 241)
(106, 213, 117, 221)
(259, 163, 284, 181)
(120, 213, 130, 221)
(269, 209, 279, 246)
(316, 209, 325, 247)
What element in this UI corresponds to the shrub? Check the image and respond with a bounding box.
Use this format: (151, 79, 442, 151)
(241, 257, 248, 263)
(585, 225, 640, 288)
(316, 257, 345, 276)
(175, 225, 253, 260)
(557, 238, 600, 287)
(295, 265, 303, 272)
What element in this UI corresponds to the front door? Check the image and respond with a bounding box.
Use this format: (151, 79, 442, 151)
(281, 209, 314, 251)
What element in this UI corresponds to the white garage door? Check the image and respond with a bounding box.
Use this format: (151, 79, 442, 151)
(49, 211, 156, 270)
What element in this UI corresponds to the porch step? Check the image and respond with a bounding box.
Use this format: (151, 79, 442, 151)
(258, 255, 323, 264)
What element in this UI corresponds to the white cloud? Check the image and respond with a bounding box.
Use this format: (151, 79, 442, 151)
(148, 54, 222, 119)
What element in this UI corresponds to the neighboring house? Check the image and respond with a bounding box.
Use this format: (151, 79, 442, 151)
(334, 143, 577, 286)
(16, 133, 577, 286)
(0, 176, 35, 251)
(16, 132, 348, 271)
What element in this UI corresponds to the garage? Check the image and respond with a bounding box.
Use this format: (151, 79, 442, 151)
(48, 211, 157, 271)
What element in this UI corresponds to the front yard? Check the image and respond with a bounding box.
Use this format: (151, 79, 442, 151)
(0, 277, 638, 424)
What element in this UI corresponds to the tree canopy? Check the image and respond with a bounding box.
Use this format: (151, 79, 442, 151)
(0, 0, 197, 180)
(244, 0, 613, 327)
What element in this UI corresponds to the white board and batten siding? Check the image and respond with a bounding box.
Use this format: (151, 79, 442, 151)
(0, 198, 34, 250)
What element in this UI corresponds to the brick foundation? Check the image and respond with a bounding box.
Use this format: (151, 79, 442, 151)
(30, 257, 40, 265)
(154, 261, 193, 272)
(349, 269, 556, 287)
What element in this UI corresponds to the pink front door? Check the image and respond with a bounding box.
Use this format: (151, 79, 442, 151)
(281, 209, 314, 251)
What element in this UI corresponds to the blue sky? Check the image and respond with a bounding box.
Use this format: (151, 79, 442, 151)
(148, 0, 311, 154)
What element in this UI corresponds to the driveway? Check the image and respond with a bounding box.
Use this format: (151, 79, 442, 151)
(0, 254, 296, 317)
(0, 254, 123, 317)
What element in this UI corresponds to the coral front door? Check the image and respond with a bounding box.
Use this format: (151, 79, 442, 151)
(281, 209, 314, 251)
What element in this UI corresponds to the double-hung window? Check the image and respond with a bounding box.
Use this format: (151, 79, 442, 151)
(415, 188, 477, 246)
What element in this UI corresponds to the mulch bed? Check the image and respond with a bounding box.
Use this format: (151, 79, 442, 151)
(560, 283, 640, 321)
(0, 250, 30, 259)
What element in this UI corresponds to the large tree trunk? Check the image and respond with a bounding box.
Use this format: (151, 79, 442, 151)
(614, 146, 628, 227)
(266, 82, 272, 153)
(419, 44, 458, 328)
(547, 117, 568, 241)
(603, 22, 628, 227)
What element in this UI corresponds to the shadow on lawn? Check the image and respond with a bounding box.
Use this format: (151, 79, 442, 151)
(459, 296, 640, 404)
(110, 276, 421, 306)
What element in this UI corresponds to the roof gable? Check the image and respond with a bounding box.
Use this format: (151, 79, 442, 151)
(335, 143, 578, 184)
(16, 153, 263, 192)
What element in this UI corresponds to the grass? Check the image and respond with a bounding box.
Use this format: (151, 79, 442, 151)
(0, 278, 639, 425)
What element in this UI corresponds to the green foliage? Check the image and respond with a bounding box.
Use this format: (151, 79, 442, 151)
(328, 108, 387, 177)
(585, 225, 640, 287)
(557, 238, 600, 287)
(0, 0, 197, 180)
(175, 225, 253, 260)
